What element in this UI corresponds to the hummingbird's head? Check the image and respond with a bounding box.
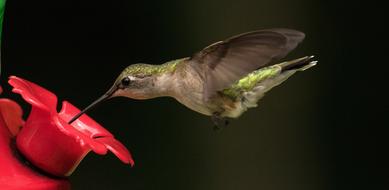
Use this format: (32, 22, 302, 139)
(111, 64, 157, 100)
(68, 63, 167, 124)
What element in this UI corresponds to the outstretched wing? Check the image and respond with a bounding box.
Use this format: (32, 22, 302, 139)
(188, 28, 305, 100)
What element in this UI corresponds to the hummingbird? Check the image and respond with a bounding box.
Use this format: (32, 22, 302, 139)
(68, 28, 316, 128)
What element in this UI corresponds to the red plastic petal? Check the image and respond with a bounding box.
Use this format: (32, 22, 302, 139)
(54, 115, 108, 155)
(8, 76, 57, 112)
(59, 101, 133, 164)
(95, 137, 134, 166)
(59, 101, 113, 138)
(0, 99, 24, 136)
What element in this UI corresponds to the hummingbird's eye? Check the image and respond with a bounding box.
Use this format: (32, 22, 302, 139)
(121, 77, 131, 86)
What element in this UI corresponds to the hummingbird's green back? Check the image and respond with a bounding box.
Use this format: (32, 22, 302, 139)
(222, 56, 316, 101)
(222, 66, 281, 99)
(123, 58, 185, 77)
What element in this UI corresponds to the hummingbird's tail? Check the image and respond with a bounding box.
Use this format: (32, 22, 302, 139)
(240, 56, 317, 110)
(221, 56, 317, 118)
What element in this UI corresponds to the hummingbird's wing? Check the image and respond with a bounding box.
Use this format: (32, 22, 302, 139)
(188, 28, 305, 100)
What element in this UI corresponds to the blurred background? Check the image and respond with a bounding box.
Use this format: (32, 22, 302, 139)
(1, 0, 385, 189)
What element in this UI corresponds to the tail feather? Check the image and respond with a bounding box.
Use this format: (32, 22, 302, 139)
(242, 56, 317, 109)
(222, 56, 317, 118)
(280, 55, 317, 72)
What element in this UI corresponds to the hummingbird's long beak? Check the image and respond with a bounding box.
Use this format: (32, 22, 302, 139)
(68, 85, 118, 124)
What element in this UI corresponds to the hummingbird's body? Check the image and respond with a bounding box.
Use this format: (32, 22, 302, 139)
(68, 28, 317, 126)
(116, 56, 315, 119)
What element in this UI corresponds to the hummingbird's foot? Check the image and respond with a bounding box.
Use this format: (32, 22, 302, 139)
(211, 112, 229, 131)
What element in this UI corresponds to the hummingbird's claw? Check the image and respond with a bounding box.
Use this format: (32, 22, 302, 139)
(211, 112, 230, 131)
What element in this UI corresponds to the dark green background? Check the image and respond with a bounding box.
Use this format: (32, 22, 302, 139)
(1, 0, 385, 189)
